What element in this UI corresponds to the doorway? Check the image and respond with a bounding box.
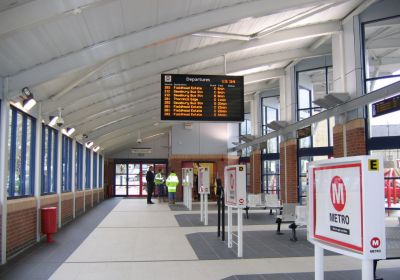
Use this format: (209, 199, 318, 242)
(114, 161, 167, 197)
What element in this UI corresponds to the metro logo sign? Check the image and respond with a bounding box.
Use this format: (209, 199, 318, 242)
(308, 156, 386, 260)
(370, 237, 381, 249)
(330, 176, 346, 212)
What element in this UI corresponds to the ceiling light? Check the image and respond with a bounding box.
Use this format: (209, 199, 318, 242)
(49, 116, 58, 127)
(21, 87, 37, 110)
(63, 127, 75, 136)
(93, 146, 100, 152)
(23, 98, 37, 111)
(86, 141, 93, 148)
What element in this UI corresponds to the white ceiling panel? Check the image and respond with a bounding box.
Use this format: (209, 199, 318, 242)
(120, 0, 158, 33)
(82, 0, 125, 44)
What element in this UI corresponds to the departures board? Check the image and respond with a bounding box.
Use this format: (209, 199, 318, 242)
(161, 74, 244, 122)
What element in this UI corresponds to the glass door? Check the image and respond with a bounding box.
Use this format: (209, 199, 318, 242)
(115, 164, 127, 196)
(128, 164, 140, 196)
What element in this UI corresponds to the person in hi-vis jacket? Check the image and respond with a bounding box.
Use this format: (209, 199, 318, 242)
(166, 170, 179, 204)
(155, 169, 166, 202)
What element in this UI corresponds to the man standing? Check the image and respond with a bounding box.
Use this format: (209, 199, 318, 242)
(146, 166, 155, 204)
(155, 169, 165, 203)
(166, 170, 179, 204)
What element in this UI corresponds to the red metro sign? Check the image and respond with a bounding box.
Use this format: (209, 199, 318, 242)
(330, 176, 347, 212)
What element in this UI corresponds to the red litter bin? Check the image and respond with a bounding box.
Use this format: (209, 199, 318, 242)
(41, 207, 57, 243)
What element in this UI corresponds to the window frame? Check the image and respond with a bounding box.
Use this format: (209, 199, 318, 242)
(8, 106, 36, 198)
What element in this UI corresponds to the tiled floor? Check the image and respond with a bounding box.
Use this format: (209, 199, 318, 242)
(1, 198, 400, 280)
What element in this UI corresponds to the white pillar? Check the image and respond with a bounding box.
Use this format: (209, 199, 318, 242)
(188, 187, 192, 211)
(314, 245, 324, 280)
(362, 259, 374, 280)
(200, 193, 204, 222)
(204, 194, 208, 226)
(237, 208, 243, 258)
(90, 149, 93, 207)
(71, 139, 76, 219)
(34, 104, 42, 241)
(57, 130, 62, 228)
(228, 206, 233, 248)
(82, 147, 86, 213)
(0, 96, 10, 264)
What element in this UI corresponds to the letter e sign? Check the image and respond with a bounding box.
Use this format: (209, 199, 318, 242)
(368, 159, 379, 171)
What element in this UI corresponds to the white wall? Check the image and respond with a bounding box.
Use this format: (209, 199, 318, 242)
(171, 122, 230, 154)
(110, 134, 169, 159)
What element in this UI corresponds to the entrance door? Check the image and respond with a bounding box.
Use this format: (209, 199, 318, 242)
(114, 162, 167, 197)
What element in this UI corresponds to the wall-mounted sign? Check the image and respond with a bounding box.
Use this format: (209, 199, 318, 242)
(161, 74, 244, 122)
(297, 125, 312, 139)
(224, 165, 247, 208)
(198, 167, 210, 194)
(308, 156, 386, 260)
(371, 94, 400, 117)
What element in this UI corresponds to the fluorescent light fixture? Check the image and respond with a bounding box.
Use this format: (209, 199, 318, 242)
(266, 120, 288, 131)
(49, 116, 58, 127)
(93, 146, 100, 152)
(143, 132, 165, 140)
(85, 141, 93, 148)
(62, 127, 75, 136)
(23, 98, 37, 111)
(192, 31, 250, 41)
(313, 92, 350, 109)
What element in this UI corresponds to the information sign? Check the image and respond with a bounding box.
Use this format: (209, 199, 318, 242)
(198, 167, 210, 194)
(182, 168, 193, 188)
(371, 94, 400, 117)
(161, 74, 244, 121)
(308, 156, 386, 260)
(224, 165, 247, 208)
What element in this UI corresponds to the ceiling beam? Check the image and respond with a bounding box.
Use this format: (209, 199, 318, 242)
(244, 69, 285, 84)
(6, 10, 342, 98)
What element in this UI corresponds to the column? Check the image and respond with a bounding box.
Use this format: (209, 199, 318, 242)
(279, 139, 298, 203)
(34, 104, 42, 241)
(57, 130, 62, 228)
(82, 147, 86, 213)
(71, 139, 76, 219)
(0, 97, 10, 264)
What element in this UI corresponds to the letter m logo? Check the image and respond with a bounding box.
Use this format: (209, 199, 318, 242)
(330, 176, 346, 212)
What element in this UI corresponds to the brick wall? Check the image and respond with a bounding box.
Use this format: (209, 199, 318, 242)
(249, 149, 261, 194)
(61, 193, 73, 226)
(280, 139, 298, 203)
(104, 159, 114, 198)
(99, 189, 104, 202)
(169, 154, 239, 201)
(346, 119, 367, 156)
(85, 190, 93, 210)
(7, 198, 37, 258)
(333, 124, 344, 158)
(75, 192, 84, 217)
(93, 189, 100, 206)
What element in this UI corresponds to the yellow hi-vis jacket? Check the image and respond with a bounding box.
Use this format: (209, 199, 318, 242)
(155, 173, 164, 185)
(166, 173, 179, 193)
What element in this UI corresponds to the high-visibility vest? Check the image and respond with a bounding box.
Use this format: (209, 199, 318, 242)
(166, 173, 179, 193)
(155, 173, 164, 185)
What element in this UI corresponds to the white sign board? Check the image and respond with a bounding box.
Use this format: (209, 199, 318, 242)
(224, 165, 247, 208)
(198, 167, 210, 194)
(308, 156, 386, 260)
(182, 168, 193, 188)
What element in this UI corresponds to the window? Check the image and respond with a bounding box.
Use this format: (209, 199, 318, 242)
(363, 16, 400, 138)
(61, 135, 73, 192)
(76, 142, 83, 190)
(85, 148, 91, 189)
(41, 125, 58, 194)
(8, 107, 36, 197)
(297, 67, 334, 148)
(261, 96, 280, 153)
(239, 113, 252, 157)
(93, 152, 98, 189)
(99, 155, 103, 188)
(262, 159, 280, 196)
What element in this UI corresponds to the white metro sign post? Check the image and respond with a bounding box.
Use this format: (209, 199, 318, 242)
(198, 167, 210, 225)
(224, 165, 246, 258)
(308, 156, 386, 280)
(182, 168, 193, 211)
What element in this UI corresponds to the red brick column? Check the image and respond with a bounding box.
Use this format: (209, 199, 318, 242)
(333, 124, 344, 158)
(249, 149, 261, 194)
(279, 139, 298, 203)
(346, 119, 367, 156)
